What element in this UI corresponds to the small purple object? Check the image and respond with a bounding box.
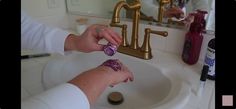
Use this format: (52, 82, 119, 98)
(103, 42, 117, 56)
(100, 59, 121, 71)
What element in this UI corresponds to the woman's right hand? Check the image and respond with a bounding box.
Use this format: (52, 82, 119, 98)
(68, 59, 133, 105)
(98, 59, 134, 87)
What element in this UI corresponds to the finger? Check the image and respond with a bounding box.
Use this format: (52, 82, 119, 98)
(125, 67, 134, 81)
(95, 25, 121, 46)
(101, 31, 119, 46)
(93, 44, 105, 51)
(123, 78, 129, 83)
(121, 63, 134, 82)
(91, 24, 108, 30)
(109, 84, 115, 88)
(112, 59, 134, 82)
(121, 71, 133, 82)
(172, 7, 182, 12)
(174, 13, 184, 19)
(170, 8, 184, 19)
(106, 28, 122, 44)
(94, 24, 108, 28)
(93, 25, 108, 37)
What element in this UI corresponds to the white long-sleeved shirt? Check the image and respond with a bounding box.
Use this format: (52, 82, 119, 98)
(21, 11, 69, 54)
(21, 12, 90, 109)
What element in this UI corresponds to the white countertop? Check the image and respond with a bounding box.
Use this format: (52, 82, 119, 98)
(21, 49, 215, 109)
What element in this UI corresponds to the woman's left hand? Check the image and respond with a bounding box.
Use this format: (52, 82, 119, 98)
(182, 13, 195, 29)
(164, 7, 185, 19)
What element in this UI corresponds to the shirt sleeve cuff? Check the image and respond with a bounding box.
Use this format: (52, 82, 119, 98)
(46, 29, 71, 55)
(29, 83, 90, 109)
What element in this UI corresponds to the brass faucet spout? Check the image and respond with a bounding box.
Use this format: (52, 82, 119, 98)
(111, 1, 141, 23)
(157, 0, 171, 23)
(111, 0, 141, 49)
(112, 1, 126, 23)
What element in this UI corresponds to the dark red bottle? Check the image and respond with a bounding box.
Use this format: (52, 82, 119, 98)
(182, 10, 207, 65)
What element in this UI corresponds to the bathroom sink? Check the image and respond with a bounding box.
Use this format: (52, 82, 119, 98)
(42, 52, 191, 109)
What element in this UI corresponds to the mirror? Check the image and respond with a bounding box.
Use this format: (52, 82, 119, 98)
(66, 0, 215, 31)
(66, 0, 126, 18)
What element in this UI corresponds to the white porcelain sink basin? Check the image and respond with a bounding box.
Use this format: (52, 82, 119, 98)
(42, 52, 191, 109)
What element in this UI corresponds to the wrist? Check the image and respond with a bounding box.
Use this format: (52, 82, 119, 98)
(96, 66, 116, 86)
(68, 66, 113, 104)
(64, 34, 81, 51)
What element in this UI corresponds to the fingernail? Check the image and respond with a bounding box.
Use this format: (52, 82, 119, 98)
(130, 78, 134, 81)
(110, 85, 114, 87)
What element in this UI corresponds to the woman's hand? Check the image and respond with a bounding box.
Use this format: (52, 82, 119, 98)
(164, 7, 185, 19)
(68, 59, 133, 105)
(64, 24, 122, 53)
(99, 59, 134, 86)
(182, 13, 195, 29)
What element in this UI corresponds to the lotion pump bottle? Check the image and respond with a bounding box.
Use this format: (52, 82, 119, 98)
(182, 10, 208, 65)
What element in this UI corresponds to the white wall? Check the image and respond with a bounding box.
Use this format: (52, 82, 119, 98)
(66, 0, 121, 18)
(21, 0, 70, 29)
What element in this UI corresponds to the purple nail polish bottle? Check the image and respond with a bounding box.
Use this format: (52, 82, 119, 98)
(103, 42, 117, 56)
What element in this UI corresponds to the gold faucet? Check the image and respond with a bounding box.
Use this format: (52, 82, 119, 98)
(110, 0, 168, 60)
(157, 0, 171, 23)
(111, 0, 141, 49)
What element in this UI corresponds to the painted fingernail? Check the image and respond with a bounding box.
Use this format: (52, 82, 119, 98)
(130, 77, 134, 81)
(124, 79, 128, 83)
(110, 85, 114, 87)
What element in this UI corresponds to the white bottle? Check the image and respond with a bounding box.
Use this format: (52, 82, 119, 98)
(204, 38, 215, 80)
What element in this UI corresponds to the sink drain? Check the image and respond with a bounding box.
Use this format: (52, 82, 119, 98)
(107, 92, 124, 105)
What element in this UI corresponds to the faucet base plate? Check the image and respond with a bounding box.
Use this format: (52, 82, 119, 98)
(117, 46, 152, 60)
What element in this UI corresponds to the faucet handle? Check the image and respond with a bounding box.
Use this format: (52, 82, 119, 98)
(145, 28, 168, 37)
(141, 28, 168, 54)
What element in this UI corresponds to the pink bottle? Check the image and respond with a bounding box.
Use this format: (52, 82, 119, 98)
(182, 10, 207, 65)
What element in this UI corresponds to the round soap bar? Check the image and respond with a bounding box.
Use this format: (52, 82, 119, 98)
(107, 92, 124, 105)
(103, 42, 117, 56)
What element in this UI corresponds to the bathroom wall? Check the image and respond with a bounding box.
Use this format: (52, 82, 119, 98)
(66, 0, 119, 18)
(21, 0, 70, 29)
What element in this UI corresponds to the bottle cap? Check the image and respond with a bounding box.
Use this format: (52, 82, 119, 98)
(103, 42, 117, 56)
(200, 65, 209, 81)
